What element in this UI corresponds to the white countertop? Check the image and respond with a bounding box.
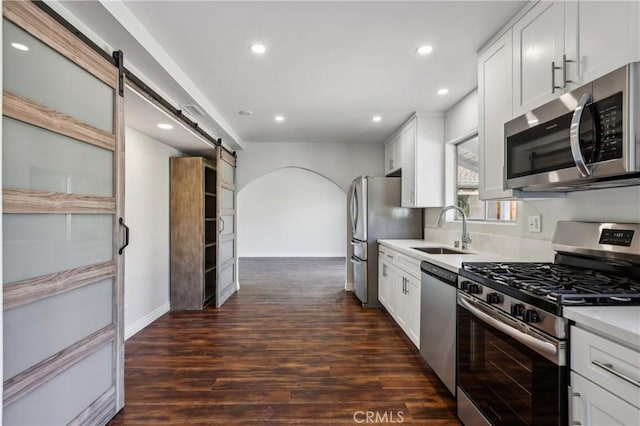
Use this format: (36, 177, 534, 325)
(377, 239, 509, 273)
(564, 306, 640, 351)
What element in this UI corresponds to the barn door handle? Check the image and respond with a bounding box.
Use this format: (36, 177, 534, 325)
(118, 218, 130, 255)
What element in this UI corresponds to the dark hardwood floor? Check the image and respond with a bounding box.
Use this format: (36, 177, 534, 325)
(109, 257, 459, 425)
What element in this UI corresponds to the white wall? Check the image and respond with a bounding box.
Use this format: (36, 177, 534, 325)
(123, 127, 183, 339)
(236, 141, 384, 192)
(429, 88, 640, 250)
(238, 167, 346, 257)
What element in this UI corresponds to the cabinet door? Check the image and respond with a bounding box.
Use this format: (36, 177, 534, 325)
(401, 119, 417, 207)
(384, 141, 394, 175)
(479, 29, 514, 200)
(571, 372, 640, 426)
(405, 274, 421, 349)
(378, 259, 389, 308)
(386, 264, 397, 316)
(565, 1, 640, 87)
(513, 1, 565, 116)
(395, 274, 409, 330)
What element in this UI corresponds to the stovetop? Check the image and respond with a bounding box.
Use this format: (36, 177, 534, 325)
(460, 261, 640, 314)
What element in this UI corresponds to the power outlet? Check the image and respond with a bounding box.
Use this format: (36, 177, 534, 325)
(528, 215, 542, 233)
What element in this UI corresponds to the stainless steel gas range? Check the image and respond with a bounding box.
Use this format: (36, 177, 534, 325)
(455, 221, 640, 426)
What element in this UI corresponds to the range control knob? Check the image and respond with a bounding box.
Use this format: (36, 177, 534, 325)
(460, 281, 470, 292)
(510, 304, 525, 317)
(486, 293, 503, 304)
(467, 284, 482, 295)
(523, 309, 540, 324)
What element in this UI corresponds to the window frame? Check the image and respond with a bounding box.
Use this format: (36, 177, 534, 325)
(444, 130, 517, 224)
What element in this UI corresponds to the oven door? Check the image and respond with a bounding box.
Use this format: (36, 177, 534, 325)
(457, 293, 567, 426)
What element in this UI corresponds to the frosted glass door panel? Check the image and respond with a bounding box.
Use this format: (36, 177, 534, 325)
(221, 188, 235, 209)
(220, 215, 234, 236)
(3, 214, 113, 283)
(222, 161, 235, 184)
(4, 279, 113, 379)
(3, 117, 113, 196)
(3, 19, 114, 133)
(4, 343, 113, 426)
(220, 263, 235, 289)
(220, 239, 234, 263)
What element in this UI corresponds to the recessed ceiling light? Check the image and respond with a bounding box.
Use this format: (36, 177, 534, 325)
(250, 44, 266, 54)
(157, 123, 173, 130)
(437, 88, 449, 95)
(416, 45, 433, 55)
(11, 42, 29, 51)
(274, 115, 284, 122)
(238, 110, 253, 116)
(372, 116, 382, 122)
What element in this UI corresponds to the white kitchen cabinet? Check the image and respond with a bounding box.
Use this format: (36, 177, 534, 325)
(512, 1, 640, 117)
(478, 29, 515, 200)
(377, 244, 421, 349)
(384, 134, 402, 176)
(512, 1, 565, 117)
(571, 372, 640, 426)
(564, 1, 640, 87)
(378, 247, 397, 314)
(400, 115, 444, 208)
(569, 325, 640, 425)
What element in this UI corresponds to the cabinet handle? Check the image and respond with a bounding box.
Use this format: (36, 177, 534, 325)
(219, 217, 225, 233)
(383, 264, 387, 277)
(562, 54, 574, 88)
(551, 61, 562, 93)
(592, 360, 640, 387)
(386, 254, 394, 260)
(568, 385, 582, 426)
(390, 159, 394, 170)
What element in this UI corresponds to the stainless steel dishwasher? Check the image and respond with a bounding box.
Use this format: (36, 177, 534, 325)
(420, 261, 457, 396)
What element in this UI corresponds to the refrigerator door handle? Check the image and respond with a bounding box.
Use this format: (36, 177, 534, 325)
(351, 183, 359, 235)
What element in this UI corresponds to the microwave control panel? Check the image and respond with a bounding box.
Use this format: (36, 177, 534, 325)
(593, 92, 623, 162)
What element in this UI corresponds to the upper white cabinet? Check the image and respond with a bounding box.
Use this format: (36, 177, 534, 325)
(479, 29, 514, 200)
(565, 1, 640, 87)
(399, 115, 444, 208)
(384, 133, 401, 176)
(512, 1, 640, 117)
(512, 1, 565, 117)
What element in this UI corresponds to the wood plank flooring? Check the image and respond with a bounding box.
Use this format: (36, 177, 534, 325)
(109, 258, 459, 425)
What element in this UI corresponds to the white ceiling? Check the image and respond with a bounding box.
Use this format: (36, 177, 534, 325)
(59, 1, 526, 149)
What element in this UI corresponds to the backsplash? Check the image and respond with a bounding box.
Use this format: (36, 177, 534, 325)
(424, 227, 555, 262)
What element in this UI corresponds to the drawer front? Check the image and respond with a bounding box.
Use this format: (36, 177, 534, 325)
(379, 246, 398, 265)
(397, 254, 421, 279)
(571, 326, 640, 407)
(571, 372, 640, 425)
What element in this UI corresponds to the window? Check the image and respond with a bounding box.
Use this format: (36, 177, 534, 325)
(455, 136, 517, 221)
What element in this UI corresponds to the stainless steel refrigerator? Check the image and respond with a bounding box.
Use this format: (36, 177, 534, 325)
(348, 176, 423, 307)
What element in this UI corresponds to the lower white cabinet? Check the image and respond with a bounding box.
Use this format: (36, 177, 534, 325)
(378, 245, 421, 349)
(569, 325, 640, 425)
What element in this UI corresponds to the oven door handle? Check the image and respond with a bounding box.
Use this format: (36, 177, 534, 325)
(569, 93, 593, 178)
(459, 296, 558, 358)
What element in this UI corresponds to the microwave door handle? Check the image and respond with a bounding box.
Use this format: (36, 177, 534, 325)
(458, 295, 558, 359)
(570, 93, 593, 177)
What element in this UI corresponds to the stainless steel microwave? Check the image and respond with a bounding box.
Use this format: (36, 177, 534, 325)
(504, 62, 639, 191)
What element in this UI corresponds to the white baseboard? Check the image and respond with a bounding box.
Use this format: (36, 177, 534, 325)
(345, 281, 354, 291)
(125, 302, 170, 340)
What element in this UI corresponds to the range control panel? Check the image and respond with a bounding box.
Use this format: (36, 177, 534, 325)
(599, 229, 635, 247)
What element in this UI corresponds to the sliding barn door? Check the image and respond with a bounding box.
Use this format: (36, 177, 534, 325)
(2, 2, 124, 424)
(217, 149, 237, 307)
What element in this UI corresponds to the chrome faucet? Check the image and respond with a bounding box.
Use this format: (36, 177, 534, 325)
(437, 205, 472, 250)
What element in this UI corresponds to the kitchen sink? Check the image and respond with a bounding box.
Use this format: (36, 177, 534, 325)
(411, 247, 470, 255)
